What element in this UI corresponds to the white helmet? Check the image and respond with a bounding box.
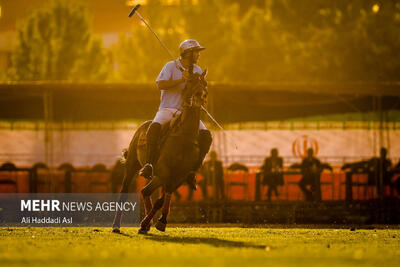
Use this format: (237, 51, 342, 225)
(179, 39, 205, 56)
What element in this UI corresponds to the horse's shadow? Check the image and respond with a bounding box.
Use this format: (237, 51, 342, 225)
(143, 234, 265, 249)
(114, 230, 266, 250)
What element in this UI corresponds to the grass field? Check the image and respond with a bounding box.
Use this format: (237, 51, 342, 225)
(0, 226, 399, 267)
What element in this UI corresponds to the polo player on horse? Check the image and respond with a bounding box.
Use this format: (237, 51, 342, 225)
(139, 39, 213, 190)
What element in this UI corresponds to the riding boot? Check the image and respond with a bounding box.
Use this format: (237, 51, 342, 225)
(139, 122, 161, 179)
(187, 129, 212, 190)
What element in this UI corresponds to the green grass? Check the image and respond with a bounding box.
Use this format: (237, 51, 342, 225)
(0, 226, 399, 267)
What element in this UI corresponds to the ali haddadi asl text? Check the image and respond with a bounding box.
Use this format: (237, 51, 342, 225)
(21, 216, 72, 224)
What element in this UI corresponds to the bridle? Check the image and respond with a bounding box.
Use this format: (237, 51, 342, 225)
(182, 72, 208, 108)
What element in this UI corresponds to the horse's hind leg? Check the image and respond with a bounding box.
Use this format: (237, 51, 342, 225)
(143, 182, 153, 217)
(112, 159, 141, 233)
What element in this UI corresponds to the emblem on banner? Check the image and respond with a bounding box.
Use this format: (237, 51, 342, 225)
(292, 135, 318, 158)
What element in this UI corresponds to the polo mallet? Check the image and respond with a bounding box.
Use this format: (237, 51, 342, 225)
(201, 106, 238, 150)
(128, 4, 239, 150)
(128, 4, 183, 71)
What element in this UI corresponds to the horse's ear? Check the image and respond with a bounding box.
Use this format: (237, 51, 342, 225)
(201, 68, 208, 78)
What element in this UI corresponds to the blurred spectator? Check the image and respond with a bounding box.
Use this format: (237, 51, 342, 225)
(290, 148, 332, 201)
(260, 148, 284, 201)
(369, 148, 393, 189)
(201, 151, 224, 200)
(342, 147, 394, 197)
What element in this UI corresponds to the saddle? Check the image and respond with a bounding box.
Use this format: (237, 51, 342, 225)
(137, 115, 182, 148)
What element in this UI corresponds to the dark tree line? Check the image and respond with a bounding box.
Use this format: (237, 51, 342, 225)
(9, 0, 400, 82)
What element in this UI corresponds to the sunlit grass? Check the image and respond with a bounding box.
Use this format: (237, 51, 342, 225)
(0, 226, 399, 266)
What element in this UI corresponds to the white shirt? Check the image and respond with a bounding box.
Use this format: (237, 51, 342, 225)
(156, 59, 202, 110)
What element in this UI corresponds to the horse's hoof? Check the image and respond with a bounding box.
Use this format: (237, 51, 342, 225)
(155, 220, 166, 232)
(138, 227, 149, 235)
(112, 228, 120, 234)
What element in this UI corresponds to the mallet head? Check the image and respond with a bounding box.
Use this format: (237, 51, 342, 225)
(128, 4, 141, 17)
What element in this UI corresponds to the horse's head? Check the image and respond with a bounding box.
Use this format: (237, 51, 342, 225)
(182, 69, 208, 108)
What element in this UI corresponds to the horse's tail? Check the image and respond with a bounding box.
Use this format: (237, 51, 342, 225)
(119, 148, 129, 165)
(119, 120, 152, 167)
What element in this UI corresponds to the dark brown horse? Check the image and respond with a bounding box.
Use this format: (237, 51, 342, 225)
(112, 70, 208, 234)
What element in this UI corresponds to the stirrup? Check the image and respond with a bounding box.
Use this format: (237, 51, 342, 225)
(139, 163, 153, 179)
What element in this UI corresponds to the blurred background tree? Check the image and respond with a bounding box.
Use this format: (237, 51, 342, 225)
(112, 0, 185, 82)
(7, 0, 400, 83)
(113, 0, 400, 82)
(180, 0, 240, 82)
(269, 0, 400, 82)
(9, 0, 109, 81)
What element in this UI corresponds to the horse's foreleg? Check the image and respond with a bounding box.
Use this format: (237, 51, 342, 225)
(138, 178, 162, 234)
(112, 160, 141, 233)
(144, 191, 165, 215)
(155, 192, 172, 232)
(139, 194, 164, 230)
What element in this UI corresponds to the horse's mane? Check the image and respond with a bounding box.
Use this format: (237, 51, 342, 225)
(182, 71, 208, 107)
